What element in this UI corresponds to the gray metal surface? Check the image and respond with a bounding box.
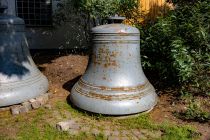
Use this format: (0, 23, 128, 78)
(0, 10, 49, 107)
(70, 24, 158, 115)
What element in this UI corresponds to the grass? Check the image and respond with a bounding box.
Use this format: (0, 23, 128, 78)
(94, 133, 106, 140)
(17, 123, 106, 140)
(18, 123, 76, 140)
(55, 101, 107, 120)
(55, 101, 201, 140)
(116, 114, 200, 140)
(0, 102, 108, 140)
(55, 101, 85, 118)
(0, 101, 201, 140)
(0, 135, 12, 140)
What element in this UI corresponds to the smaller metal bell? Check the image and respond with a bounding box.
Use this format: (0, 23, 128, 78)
(0, 6, 48, 107)
(70, 21, 158, 115)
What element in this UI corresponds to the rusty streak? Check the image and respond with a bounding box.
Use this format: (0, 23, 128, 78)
(78, 78, 149, 92)
(74, 85, 148, 101)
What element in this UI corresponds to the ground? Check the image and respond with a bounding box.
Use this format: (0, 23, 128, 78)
(0, 52, 209, 140)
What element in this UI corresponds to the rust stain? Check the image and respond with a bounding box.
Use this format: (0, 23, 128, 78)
(74, 85, 147, 101)
(78, 78, 149, 92)
(100, 86, 108, 90)
(92, 47, 120, 68)
(118, 29, 129, 35)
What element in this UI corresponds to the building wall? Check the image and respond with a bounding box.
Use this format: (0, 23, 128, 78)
(3, 0, 87, 49)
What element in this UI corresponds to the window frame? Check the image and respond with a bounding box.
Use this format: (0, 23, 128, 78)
(15, 0, 53, 27)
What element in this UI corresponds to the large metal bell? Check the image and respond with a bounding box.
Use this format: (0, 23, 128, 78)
(0, 7, 48, 107)
(70, 23, 158, 115)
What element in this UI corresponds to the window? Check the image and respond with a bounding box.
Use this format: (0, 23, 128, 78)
(16, 0, 52, 27)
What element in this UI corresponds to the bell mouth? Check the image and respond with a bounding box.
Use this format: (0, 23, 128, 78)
(70, 78, 158, 115)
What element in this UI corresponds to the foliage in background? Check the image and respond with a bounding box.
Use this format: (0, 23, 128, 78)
(53, 0, 92, 48)
(73, 0, 137, 20)
(168, 0, 207, 4)
(73, 0, 138, 26)
(174, 100, 210, 123)
(53, 0, 138, 46)
(138, 0, 210, 95)
(54, 0, 137, 22)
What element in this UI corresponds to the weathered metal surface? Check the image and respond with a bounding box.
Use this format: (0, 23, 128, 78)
(70, 24, 157, 115)
(0, 7, 48, 107)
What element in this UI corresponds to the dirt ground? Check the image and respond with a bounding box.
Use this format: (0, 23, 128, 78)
(0, 52, 209, 140)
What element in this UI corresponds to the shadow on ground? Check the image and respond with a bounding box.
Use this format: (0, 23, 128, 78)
(31, 48, 90, 65)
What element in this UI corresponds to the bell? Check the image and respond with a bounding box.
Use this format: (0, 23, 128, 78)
(70, 20, 158, 115)
(0, 6, 48, 107)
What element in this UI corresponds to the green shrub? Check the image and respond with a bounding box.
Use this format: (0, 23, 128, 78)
(139, 0, 210, 95)
(53, 0, 137, 46)
(174, 101, 210, 123)
(73, 0, 137, 19)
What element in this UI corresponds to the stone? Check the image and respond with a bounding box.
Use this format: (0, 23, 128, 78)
(30, 99, 41, 109)
(69, 123, 80, 130)
(29, 99, 36, 103)
(111, 130, 120, 136)
(36, 94, 48, 106)
(91, 128, 100, 135)
(132, 129, 147, 139)
(21, 102, 32, 111)
(131, 129, 141, 136)
(81, 126, 90, 132)
(121, 130, 130, 137)
(121, 137, 130, 140)
(103, 130, 111, 137)
(104, 125, 111, 130)
(69, 129, 79, 135)
(108, 136, 121, 140)
(10, 105, 21, 115)
(56, 122, 71, 131)
(56, 120, 77, 131)
(19, 106, 29, 113)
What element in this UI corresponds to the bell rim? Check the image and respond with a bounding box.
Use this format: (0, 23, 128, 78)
(0, 74, 48, 107)
(69, 81, 158, 115)
(70, 92, 158, 115)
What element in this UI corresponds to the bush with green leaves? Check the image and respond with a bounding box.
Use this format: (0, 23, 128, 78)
(54, 0, 137, 23)
(168, 0, 207, 4)
(73, 0, 137, 19)
(139, 0, 210, 95)
(175, 100, 210, 123)
(70, 0, 138, 27)
(53, 0, 137, 45)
